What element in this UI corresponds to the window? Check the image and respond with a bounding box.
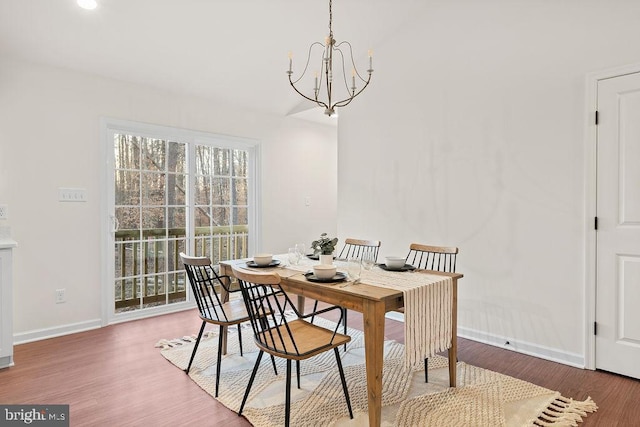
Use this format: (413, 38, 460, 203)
(102, 119, 259, 322)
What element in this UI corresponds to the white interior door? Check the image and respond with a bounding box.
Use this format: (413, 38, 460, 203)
(595, 72, 640, 379)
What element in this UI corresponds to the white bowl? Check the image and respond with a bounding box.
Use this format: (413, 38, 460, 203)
(313, 264, 337, 279)
(385, 256, 406, 269)
(253, 253, 273, 266)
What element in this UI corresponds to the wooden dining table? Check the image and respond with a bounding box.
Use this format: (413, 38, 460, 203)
(219, 257, 463, 427)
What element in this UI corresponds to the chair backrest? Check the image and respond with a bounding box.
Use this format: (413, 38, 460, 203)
(180, 252, 233, 323)
(405, 243, 458, 272)
(232, 266, 331, 358)
(338, 238, 381, 262)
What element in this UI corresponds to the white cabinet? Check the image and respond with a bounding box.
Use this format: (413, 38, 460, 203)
(0, 239, 17, 369)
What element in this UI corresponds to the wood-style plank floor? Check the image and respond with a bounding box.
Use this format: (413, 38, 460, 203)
(0, 308, 637, 426)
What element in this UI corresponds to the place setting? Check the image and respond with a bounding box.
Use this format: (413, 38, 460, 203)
(299, 254, 375, 289)
(303, 264, 347, 284)
(244, 253, 281, 268)
(245, 244, 308, 269)
(244, 244, 313, 278)
(303, 240, 376, 285)
(377, 256, 416, 272)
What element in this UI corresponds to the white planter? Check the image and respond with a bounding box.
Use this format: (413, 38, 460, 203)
(319, 254, 334, 265)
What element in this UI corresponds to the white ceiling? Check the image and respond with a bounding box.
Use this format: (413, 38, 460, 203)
(0, 0, 420, 123)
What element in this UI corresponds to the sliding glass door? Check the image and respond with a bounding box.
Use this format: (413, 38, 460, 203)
(102, 119, 258, 323)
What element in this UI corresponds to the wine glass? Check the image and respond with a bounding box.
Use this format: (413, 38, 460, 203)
(288, 247, 300, 265)
(362, 252, 375, 271)
(347, 256, 362, 283)
(295, 243, 306, 260)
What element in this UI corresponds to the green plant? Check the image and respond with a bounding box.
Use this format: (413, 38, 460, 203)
(311, 233, 338, 255)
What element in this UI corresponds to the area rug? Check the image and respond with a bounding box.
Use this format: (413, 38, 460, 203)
(156, 319, 596, 426)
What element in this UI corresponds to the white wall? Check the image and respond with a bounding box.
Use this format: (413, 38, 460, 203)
(338, 1, 640, 366)
(0, 56, 337, 339)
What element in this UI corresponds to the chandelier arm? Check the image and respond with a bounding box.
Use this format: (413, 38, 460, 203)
(288, 76, 329, 110)
(331, 74, 372, 109)
(334, 41, 370, 82)
(331, 46, 352, 95)
(290, 42, 326, 85)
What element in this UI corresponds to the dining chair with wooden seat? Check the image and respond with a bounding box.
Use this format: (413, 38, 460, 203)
(338, 238, 382, 262)
(406, 243, 458, 273)
(314, 238, 381, 347)
(232, 266, 353, 427)
(403, 243, 458, 382)
(180, 252, 251, 398)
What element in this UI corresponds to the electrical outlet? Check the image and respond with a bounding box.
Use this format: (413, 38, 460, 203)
(55, 289, 66, 304)
(0, 204, 8, 220)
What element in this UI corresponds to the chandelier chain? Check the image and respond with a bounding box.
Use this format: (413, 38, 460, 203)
(328, 0, 333, 38)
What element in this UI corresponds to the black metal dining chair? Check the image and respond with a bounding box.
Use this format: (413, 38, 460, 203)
(402, 243, 459, 382)
(338, 238, 382, 262)
(180, 253, 250, 398)
(232, 265, 353, 427)
(406, 243, 458, 273)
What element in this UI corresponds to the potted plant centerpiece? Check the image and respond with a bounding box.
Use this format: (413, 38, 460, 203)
(311, 233, 338, 265)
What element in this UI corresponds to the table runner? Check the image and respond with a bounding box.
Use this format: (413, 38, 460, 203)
(356, 267, 453, 369)
(244, 255, 453, 369)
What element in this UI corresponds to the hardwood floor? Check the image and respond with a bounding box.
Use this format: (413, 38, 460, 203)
(1, 308, 637, 426)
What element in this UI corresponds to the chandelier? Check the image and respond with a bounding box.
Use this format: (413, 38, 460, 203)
(287, 0, 373, 117)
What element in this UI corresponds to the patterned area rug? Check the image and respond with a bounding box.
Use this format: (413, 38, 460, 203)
(156, 319, 596, 426)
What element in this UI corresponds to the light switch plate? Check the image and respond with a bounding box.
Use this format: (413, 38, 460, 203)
(59, 188, 87, 202)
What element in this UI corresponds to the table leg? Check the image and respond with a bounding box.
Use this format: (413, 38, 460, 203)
(448, 280, 458, 387)
(363, 299, 385, 427)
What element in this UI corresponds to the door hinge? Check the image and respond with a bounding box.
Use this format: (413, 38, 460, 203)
(595, 110, 599, 125)
(594, 321, 597, 335)
(594, 216, 598, 230)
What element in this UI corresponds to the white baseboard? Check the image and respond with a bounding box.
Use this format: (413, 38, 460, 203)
(0, 355, 14, 369)
(108, 302, 194, 325)
(385, 313, 585, 368)
(458, 326, 585, 368)
(13, 304, 197, 345)
(13, 319, 102, 345)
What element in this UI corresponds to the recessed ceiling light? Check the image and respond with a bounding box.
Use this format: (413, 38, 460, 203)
(77, 0, 97, 10)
